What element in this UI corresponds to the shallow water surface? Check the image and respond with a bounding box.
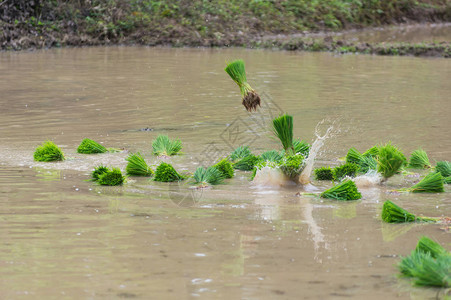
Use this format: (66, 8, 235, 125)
(0, 47, 450, 299)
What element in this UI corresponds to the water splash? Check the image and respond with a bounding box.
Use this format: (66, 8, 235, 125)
(353, 170, 382, 188)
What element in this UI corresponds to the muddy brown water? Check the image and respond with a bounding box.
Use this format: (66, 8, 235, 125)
(0, 47, 450, 299)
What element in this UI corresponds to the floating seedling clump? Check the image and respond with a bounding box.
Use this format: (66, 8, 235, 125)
(363, 146, 379, 158)
(416, 236, 448, 259)
(126, 153, 153, 177)
(321, 179, 361, 201)
(408, 149, 431, 169)
(193, 166, 224, 187)
(314, 167, 334, 180)
(213, 159, 234, 179)
(154, 162, 184, 182)
(260, 150, 283, 163)
(381, 200, 437, 223)
(234, 155, 260, 171)
(224, 59, 261, 112)
(279, 154, 304, 179)
(402, 172, 444, 193)
(152, 135, 182, 157)
(229, 146, 252, 163)
(346, 148, 363, 165)
(91, 165, 109, 181)
(97, 168, 125, 186)
(377, 143, 406, 180)
(435, 161, 451, 184)
(293, 139, 310, 157)
(33, 141, 65, 162)
(77, 138, 107, 154)
(272, 114, 294, 155)
(333, 162, 360, 180)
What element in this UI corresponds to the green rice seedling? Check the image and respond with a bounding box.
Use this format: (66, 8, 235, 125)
(91, 165, 109, 181)
(293, 139, 310, 157)
(260, 150, 283, 163)
(33, 141, 65, 162)
(408, 149, 431, 169)
(193, 166, 224, 187)
(381, 200, 437, 223)
(333, 162, 360, 180)
(213, 159, 234, 179)
(224, 59, 261, 111)
(125, 153, 153, 177)
(346, 148, 364, 165)
(229, 146, 252, 163)
(154, 162, 184, 182)
(363, 146, 379, 158)
(416, 236, 448, 259)
(314, 167, 334, 180)
(399, 250, 427, 277)
(77, 138, 107, 154)
(279, 154, 304, 179)
(411, 253, 451, 287)
(152, 135, 182, 156)
(272, 114, 294, 155)
(444, 176, 451, 184)
(98, 168, 125, 186)
(320, 179, 362, 201)
(377, 143, 406, 179)
(234, 155, 260, 171)
(435, 161, 451, 178)
(402, 172, 444, 193)
(359, 155, 378, 173)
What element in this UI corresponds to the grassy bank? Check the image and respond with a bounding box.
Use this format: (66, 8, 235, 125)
(1, 0, 450, 55)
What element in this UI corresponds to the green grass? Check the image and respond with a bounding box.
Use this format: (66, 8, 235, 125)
(321, 179, 361, 201)
(403, 172, 444, 193)
(33, 141, 65, 162)
(314, 166, 334, 180)
(97, 168, 125, 186)
(408, 149, 431, 169)
(77, 138, 107, 154)
(272, 114, 294, 155)
(125, 153, 153, 177)
(193, 166, 224, 186)
(91, 165, 109, 181)
(213, 159, 234, 179)
(152, 135, 182, 156)
(381, 200, 437, 223)
(154, 162, 184, 182)
(233, 155, 260, 171)
(333, 162, 360, 180)
(377, 143, 406, 179)
(229, 146, 252, 163)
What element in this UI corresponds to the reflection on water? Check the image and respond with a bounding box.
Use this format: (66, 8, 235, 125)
(0, 47, 450, 299)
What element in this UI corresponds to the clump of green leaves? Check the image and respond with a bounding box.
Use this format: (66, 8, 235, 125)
(435, 161, 451, 179)
(381, 200, 437, 223)
(333, 162, 360, 180)
(408, 149, 431, 169)
(224, 59, 261, 111)
(377, 143, 406, 179)
(272, 114, 294, 155)
(154, 162, 184, 182)
(98, 168, 125, 186)
(152, 135, 182, 156)
(320, 179, 361, 201)
(33, 141, 65, 162)
(279, 154, 304, 179)
(193, 166, 224, 187)
(91, 165, 109, 181)
(213, 159, 234, 179)
(402, 172, 444, 193)
(260, 150, 283, 163)
(314, 167, 334, 180)
(229, 146, 252, 163)
(125, 153, 153, 176)
(293, 139, 310, 157)
(77, 138, 107, 154)
(234, 155, 260, 171)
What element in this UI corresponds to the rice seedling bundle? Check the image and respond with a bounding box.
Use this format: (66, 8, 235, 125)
(279, 154, 304, 179)
(445, 176, 451, 184)
(321, 179, 362, 201)
(77, 138, 107, 154)
(193, 166, 224, 187)
(403, 172, 444, 193)
(293, 139, 310, 157)
(435, 161, 451, 178)
(363, 146, 379, 158)
(213, 159, 234, 179)
(91, 165, 109, 181)
(224, 59, 261, 111)
(152, 135, 182, 156)
(377, 143, 406, 179)
(229, 146, 252, 163)
(33, 141, 65, 162)
(98, 168, 125, 186)
(260, 150, 283, 163)
(154, 162, 184, 182)
(359, 155, 377, 173)
(234, 155, 260, 171)
(333, 163, 360, 180)
(346, 148, 364, 165)
(125, 153, 153, 176)
(416, 236, 448, 259)
(314, 167, 334, 180)
(272, 114, 294, 155)
(381, 200, 437, 223)
(408, 149, 431, 169)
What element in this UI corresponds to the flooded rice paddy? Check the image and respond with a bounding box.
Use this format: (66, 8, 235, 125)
(0, 47, 450, 299)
